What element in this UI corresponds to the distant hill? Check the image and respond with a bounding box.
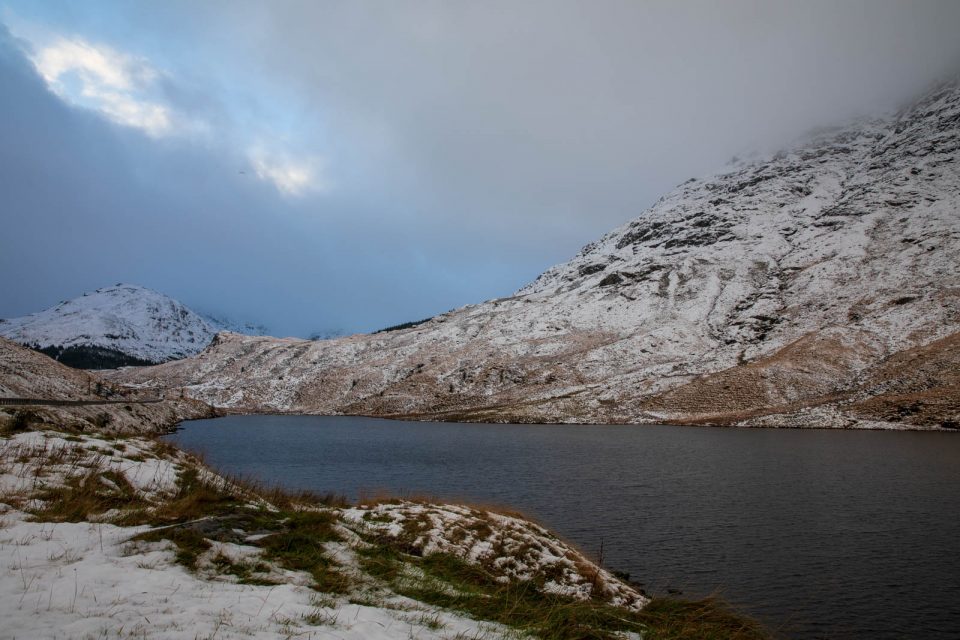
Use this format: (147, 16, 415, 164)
(0, 337, 211, 433)
(0, 284, 218, 368)
(201, 313, 269, 338)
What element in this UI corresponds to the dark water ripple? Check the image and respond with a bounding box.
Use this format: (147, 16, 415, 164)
(165, 416, 960, 639)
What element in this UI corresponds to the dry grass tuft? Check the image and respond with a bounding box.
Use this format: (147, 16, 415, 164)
(32, 466, 146, 522)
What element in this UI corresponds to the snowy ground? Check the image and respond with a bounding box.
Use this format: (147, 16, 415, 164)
(342, 502, 646, 611)
(0, 514, 517, 639)
(0, 429, 646, 639)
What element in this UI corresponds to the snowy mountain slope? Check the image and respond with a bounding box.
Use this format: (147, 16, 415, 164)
(0, 284, 217, 367)
(201, 312, 269, 337)
(112, 80, 960, 428)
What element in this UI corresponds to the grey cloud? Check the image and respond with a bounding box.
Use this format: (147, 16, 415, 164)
(2, 2, 960, 336)
(206, 0, 960, 232)
(0, 24, 507, 336)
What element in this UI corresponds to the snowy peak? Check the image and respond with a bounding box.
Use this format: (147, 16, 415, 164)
(545, 77, 957, 278)
(516, 78, 960, 357)
(0, 284, 217, 367)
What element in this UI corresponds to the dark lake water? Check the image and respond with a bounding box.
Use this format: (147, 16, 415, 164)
(165, 415, 960, 639)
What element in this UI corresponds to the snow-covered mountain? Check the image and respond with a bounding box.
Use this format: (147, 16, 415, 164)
(200, 313, 269, 337)
(113, 80, 960, 429)
(0, 284, 217, 368)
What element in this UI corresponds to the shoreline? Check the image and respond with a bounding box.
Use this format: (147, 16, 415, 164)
(174, 406, 957, 432)
(0, 416, 775, 639)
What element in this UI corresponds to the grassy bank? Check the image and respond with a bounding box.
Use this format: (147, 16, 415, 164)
(1, 423, 774, 639)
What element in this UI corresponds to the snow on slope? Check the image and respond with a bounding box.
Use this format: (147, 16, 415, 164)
(0, 284, 216, 365)
(202, 312, 270, 337)
(0, 430, 645, 639)
(112, 80, 960, 428)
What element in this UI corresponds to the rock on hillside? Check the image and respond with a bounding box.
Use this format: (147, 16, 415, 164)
(111, 81, 960, 429)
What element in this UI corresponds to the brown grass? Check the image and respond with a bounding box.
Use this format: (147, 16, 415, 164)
(32, 467, 147, 522)
(175, 447, 349, 511)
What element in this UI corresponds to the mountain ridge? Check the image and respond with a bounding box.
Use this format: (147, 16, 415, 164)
(109, 80, 960, 428)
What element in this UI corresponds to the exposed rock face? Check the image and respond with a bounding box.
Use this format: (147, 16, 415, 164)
(0, 284, 217, 367)
(112, 81, 960, 429)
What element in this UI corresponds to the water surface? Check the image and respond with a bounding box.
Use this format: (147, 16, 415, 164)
(166, 415, 960, 639)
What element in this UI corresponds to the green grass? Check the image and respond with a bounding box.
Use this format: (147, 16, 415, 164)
(135, 525, 212, 570)
(140, 508, 352, 593)
(358, 542, 773, 640)
(132, 468, 351, 593)
(128, 467, 269, 571)
(257, 510, 352, 594)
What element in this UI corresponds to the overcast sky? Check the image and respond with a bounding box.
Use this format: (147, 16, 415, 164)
(1, 1, 959, 336)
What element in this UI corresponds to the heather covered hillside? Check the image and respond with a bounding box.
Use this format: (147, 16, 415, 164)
(114, 81, 960, 429)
